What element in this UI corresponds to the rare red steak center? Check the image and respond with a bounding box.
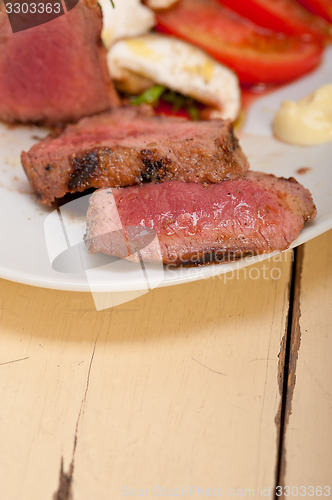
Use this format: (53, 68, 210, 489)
(85, 172, 316, 266)
(0, 0, 119, 125)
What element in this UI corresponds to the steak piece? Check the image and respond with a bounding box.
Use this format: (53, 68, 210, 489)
(85, 172, 316, 266)
(0, 0, 119, 125)
(21, 107, 248, 205)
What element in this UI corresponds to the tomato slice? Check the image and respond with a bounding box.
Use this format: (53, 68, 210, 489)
(154, 100, 191, 119)
(155, 0, 323, 86)
(297, 0, 332, 23)
(215, 0, 332, 41)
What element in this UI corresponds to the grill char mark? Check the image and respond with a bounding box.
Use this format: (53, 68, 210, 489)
(139, 149, 170, 182)
(68, 150, 101, 190)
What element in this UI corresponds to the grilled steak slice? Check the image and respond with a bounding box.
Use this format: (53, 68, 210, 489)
(85, 172, 316, 266)
(0, 0, 119, 126)
(21, 107, 248, 205)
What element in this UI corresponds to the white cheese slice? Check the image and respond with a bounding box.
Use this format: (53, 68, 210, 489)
(108, 34, 241, 121)
(99, 0, 155, 49)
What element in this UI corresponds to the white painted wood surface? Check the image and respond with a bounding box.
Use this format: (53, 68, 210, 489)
(0, 249, 293, 500)
(283, 230, 332, 497)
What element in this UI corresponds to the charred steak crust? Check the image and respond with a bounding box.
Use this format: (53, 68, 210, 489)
(84, 172, 316, 266)
(139, 150, 171, 182)
(21, 107, 249, 205)
(69, 149, 104, 191)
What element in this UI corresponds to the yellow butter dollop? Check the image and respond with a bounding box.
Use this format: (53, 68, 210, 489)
(274, 84, 332, 146)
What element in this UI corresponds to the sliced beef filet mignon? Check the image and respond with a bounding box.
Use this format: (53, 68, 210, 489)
(0, 0, 119, 125)
(85, 172, 316, 266)
(21, 107, 248, 205)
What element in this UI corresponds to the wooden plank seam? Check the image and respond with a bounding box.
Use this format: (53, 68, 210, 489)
(275, 246, 304, 498)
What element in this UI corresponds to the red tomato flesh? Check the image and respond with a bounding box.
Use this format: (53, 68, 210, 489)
(154, 100, 191, 118)
(155, 0, 323, 86)
(297, 0, 332, 23)
(216, 0, 332, 41)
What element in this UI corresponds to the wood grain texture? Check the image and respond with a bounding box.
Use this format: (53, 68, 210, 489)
(283, 230, 332, 494)
(0, 253, 293, 500)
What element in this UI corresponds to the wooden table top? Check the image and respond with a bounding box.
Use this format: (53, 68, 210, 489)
(0, 229, 331, 500)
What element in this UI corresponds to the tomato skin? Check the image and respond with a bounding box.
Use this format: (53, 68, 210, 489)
(215, 0, 332, 41)
(155, 0, 323, 86)
(297, 0, 332, 23)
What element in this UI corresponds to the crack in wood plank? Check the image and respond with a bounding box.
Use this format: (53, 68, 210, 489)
(255, 290, 276, 488)
(53, 458, 74, 500)
(53, 328, 101, 500)
(275, 246, 304, 495)
(191, 356, 227, 376)
(0, 356, 29, 366)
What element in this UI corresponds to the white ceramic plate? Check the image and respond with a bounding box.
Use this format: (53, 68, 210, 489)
(0, 47, 331, 293)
